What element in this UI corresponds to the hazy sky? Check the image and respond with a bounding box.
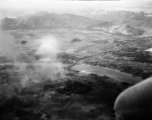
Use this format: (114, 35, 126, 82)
(0, 0, 152, 17)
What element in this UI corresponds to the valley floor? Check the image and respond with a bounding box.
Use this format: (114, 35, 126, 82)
(0, 29, 152, 120)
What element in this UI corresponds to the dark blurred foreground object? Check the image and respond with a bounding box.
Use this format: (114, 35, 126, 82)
(114, 77, 152, 120)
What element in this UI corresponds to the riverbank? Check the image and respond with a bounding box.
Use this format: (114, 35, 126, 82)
(72, 64, 143, 84)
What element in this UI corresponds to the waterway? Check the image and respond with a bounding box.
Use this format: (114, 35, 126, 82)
(72, 64, 143, 84)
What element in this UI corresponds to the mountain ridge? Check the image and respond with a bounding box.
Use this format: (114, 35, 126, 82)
(2, 12, 98, 30)
(1, 11, 148, 36)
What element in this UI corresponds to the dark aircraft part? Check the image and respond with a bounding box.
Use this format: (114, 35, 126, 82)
(114, 77, 152, 120)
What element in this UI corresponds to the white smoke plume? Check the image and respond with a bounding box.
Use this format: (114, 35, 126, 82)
(0, 13, 20, 62)
(0, 12, 65, 88)
(36, 35, 65, 80)
(0, 31, 20, 62)
(36, 35, 59, 58)
(20, 35, 65, 87)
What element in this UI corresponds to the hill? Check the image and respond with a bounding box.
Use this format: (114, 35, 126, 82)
(108, 24, 144, 36)
(2, 11, 96, 30)
(1, 11, 147, 36)
(81, 10, 152, 29)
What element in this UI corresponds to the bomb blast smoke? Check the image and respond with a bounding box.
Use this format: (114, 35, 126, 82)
(20, 35, 65, 87)
(0, 14, 65, 87)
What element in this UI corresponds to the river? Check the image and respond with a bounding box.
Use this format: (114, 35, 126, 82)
(71, 64, 143, 84)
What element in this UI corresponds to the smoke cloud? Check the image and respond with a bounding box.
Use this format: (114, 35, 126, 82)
(0, 13, 20, 63)
(0, 14, 65, 87)
(0, 31, 20, 62)
(20, 35, 65, 87)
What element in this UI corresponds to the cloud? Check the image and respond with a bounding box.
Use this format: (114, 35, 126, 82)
(0, 0, 152, 17)
(0, 0, 141, 10)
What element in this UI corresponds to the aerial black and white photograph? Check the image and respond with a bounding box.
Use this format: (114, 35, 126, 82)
(0, 0, 152, 119)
